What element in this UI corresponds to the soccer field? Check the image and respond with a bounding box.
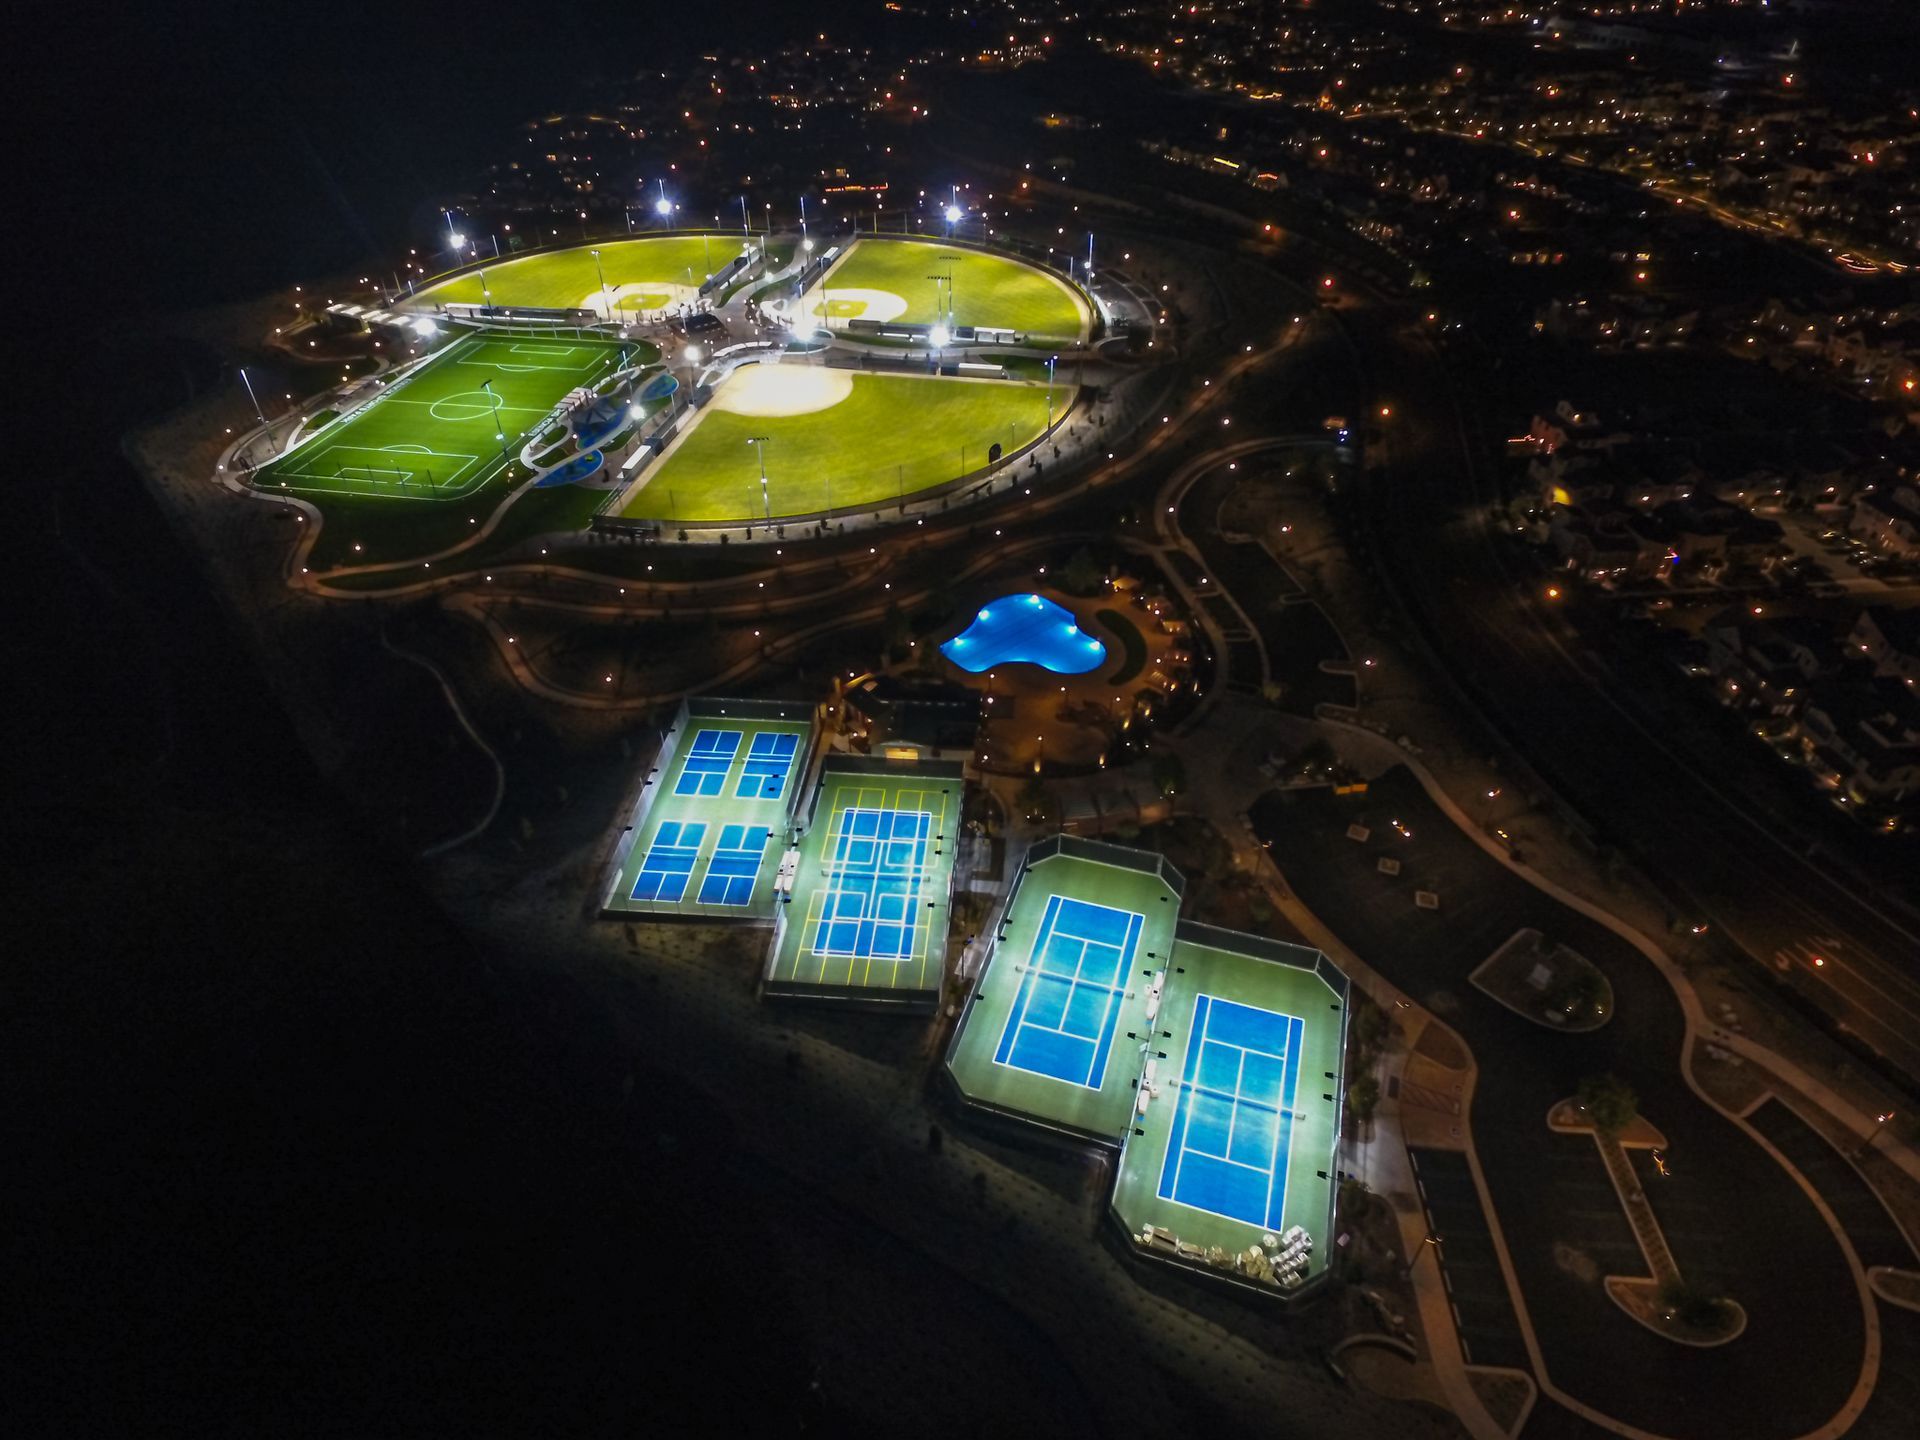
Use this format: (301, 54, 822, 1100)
(414, 235, 748, 314)
(618, 367, 1054, 523)
(807, 238, 1090, 340)
(258, 333, 630, 502)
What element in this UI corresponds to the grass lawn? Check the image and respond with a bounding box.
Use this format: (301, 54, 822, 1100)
(415, 235, 752, 310)
(620, 373, 1053, 523)
(816, 239, 1089, 339)
(1097, 608, 1149, 686)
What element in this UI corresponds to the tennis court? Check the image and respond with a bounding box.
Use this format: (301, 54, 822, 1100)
(764, 760, 963, 1006)
(944, 839, 1182, 1140)
(258, 333, 630, 502)
(1108, 927, 1348, 1289)
(604, 703, 814, 919)
(992, 895, 1143, 1090)
(1156, 995, 1303, 1230)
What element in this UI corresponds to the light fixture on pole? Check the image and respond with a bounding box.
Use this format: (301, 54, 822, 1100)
(238, 367, 266, 426)
(747, 435, 771, 521)
(482, 379, 509, 461)
(1045, 354, 1057, 428)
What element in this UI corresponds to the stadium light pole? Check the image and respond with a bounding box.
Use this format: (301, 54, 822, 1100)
(481, 380, 509, 462)
(748, 435, 771, 522)
(590, 248, 608, 308)
(799, 193, 808, 247)
(1045, 354, 1057, 428)
(739, 195, 750, 239)
(238, 367, 266, 426)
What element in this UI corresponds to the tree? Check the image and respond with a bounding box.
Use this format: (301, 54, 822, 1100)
(1059, 545, 1104, 596)
(1576, 1072, 1639, 1136)
(1151, 750, 1187, 798)
(880, 602, 912, 661)
(1347, 1072, 1381, 1125)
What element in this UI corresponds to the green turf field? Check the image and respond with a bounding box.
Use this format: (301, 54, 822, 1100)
(604, 703, 815, 919)
(618, 371, 1053, 523)
(812, 238, 1090, 340)
(259, 333, 630, 505)
(945, 843, 1182, 1140)
(765, 759, 963, 1006)
(1108, 929, 1346, 1285)
(415, 235, 749, 311)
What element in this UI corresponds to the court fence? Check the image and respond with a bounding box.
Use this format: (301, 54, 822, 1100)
(598, 695, 819, 920)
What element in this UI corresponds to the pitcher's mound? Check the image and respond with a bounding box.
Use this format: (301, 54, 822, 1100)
(711, 363, 854, 417)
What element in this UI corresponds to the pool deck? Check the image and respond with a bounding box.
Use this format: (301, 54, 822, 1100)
(764, 755, 964, 1010)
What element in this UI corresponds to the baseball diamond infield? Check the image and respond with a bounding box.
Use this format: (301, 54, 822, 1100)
(802, 238, 1091, 341)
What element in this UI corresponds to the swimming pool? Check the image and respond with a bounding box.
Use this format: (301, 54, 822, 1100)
(940, 593, 1107, 675)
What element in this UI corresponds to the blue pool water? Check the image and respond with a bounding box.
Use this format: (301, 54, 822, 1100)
(940, 593, 1107, 674)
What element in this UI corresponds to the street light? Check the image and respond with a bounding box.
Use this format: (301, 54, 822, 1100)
(1856, 1111, 1897, 1158)
(1045, 353, 1058, 427)
(747, 435, 771, 521)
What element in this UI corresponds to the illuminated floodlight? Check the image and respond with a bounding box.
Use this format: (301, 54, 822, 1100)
(930, 324, 950, 348)
(945, 204, 962, 223)
(448, 232, 466, 251)
(684, 345, 702, 365)
(802, 237, 814, 252)
(628, 403, 643, 419)
(412, 317, 438, 338)
(654, 196, 673, 216)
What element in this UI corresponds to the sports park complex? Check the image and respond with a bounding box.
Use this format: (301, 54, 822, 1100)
(602, 699, 1350, 1300)
(253, 232, 1101, 556)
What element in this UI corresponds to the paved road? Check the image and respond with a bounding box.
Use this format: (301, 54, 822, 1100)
(1339, 296, 1920, 1086)
(1253, 767, 1867, 1439)
(1743, 1101, 1920, 1440)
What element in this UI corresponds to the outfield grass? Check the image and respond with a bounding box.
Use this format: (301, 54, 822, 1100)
(416, 235, 751, 310)
(815, 238, 1089, 340)
(619, 372, 1053, 523)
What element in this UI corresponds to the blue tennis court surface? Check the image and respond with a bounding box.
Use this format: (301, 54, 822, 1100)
(697, 823, 772, 906)
(811, 808, 932, 960)
(1157, 995, 1302, 1230)
(736, 731, 800, 799)
(674, 729, 741, 797)
(631, 820, 708, 902)
(992, 895, 1144, 1089)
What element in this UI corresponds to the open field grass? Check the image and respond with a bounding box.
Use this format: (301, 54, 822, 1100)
(811, 239, 1089, 339)
(618, 369, 1053, 523)
(415, 235, 751, 311)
